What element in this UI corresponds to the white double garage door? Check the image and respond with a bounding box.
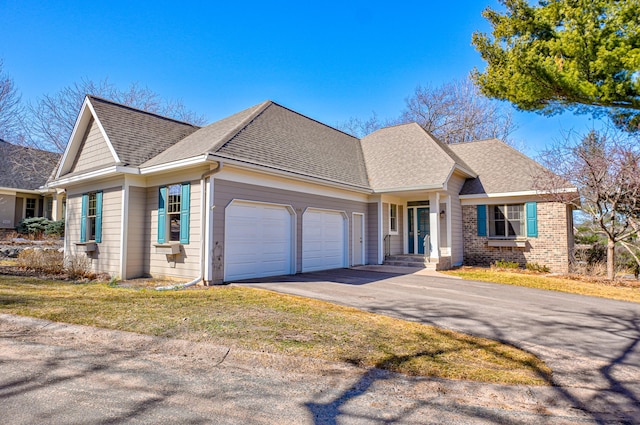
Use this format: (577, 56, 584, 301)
(224, 201, 348, 281)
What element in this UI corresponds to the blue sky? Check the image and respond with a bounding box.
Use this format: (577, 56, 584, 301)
(2, 0, 598, 155)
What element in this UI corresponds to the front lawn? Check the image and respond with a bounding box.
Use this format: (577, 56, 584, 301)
(443, 268, 640, 303)
(0, 275, 551, 385)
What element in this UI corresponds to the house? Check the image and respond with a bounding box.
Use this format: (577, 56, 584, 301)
(46, 96, 576, 282)
(0, 139, 62, 234)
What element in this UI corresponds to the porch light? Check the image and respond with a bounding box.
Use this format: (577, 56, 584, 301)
(440, 210, 445, 219)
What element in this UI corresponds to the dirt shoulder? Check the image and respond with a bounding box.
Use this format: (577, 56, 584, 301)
(0, 313, 612, 424)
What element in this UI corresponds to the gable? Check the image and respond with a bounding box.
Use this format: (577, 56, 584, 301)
(69, 117, 117, 174)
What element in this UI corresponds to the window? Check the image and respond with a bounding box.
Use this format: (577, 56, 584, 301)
(158, 183, 190, 244)
(81, 191, 102, 243)
(25, 198, 36, 218)
(167, 184, 182, 241)
(389, 203, 398, 234)
(489, 204, 525, 238)
(46, 198, 53, 219)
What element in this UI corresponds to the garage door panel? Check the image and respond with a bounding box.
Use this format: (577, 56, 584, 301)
(302, 209, 346, 272)
(225, 201, 293, 281)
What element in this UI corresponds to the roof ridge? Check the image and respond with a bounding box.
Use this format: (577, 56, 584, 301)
(413, 124, 477, 177)
(270, 101, 360, 140)
(209, 100, 273, 153)
(87, 95, 201, 128)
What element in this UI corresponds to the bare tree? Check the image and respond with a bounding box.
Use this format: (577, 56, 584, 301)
(338, 77, 517, 144)
(336, 112, 386, 138)
(397, 78, 517, 144)
(539, 125, 640, 280)
(0, 59, 24, 142)
(27, 78, 207, 152)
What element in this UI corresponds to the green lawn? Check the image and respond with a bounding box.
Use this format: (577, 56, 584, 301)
(0, 274, 551, 385)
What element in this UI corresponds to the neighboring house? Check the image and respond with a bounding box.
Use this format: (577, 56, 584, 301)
(46, 96, 576, 282)
(0, 139, 62, 232)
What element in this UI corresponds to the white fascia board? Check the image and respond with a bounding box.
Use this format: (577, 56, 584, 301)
(459, 187, 578, 200)
(210, 155, 373, 195)
(57, 98, 92, 179)
(85, 100, 121, 165)
(49, 166, 139, 188)
(373, 184, 444, 193)
(56, 97, 121, 179)
(139, 154, 211, 175)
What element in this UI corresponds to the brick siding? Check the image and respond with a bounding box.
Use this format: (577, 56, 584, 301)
(462, 202, 571, 273)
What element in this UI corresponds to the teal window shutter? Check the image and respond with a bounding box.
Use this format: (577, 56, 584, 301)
(180, 183, 190, 244)
(95, 191, 103, 243)
(158, 186, 167, 243)
(80, 194, 88, 243)
(526, 202, 538, 237)
(477, 205, 487, 237)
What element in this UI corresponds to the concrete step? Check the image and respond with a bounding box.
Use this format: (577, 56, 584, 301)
(384, 255, 438, 270)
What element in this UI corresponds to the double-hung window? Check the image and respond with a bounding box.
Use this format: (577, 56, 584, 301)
(389, 203, 398, 234)
(158, 183, 190, 244)
(80, 191, 102, 243)
(489, 204, 525, 238)
(25, 198, 36, 219)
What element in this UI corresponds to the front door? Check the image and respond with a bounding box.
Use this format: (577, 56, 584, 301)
(408, 207, 430, 254)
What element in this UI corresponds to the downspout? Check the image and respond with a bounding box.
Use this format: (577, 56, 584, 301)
(156, 160, 223, 291)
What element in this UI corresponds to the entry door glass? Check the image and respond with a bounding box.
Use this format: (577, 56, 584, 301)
(408, 208, 414, 254)
(417, 207, 430, 255)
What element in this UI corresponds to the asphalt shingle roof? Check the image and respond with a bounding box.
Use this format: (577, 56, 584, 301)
(449, 139, 564, 195)
(0, 139, 60, 190)
(214, 102, 370, 188)
(141, 101, 267, 168)
(360, 123, 474, 191)
(89, 96, 200, 166)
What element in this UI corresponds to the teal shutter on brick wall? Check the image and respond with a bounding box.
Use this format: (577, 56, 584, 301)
(94, 191, 103, 243)
(80, 194, 88, 243)
(526, 202, 538, 237)
(157, 186, 167, 243)
(180, 183, 190, 244)
(477, 205, 487, 237)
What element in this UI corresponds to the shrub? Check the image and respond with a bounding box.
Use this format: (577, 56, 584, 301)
(493, 259, 520, 269)
(16, 217, 51, 236)
(45, 219, 65, 237)
(16, 248, 64, 274)
(64, 254, 95, 280)
(525, 262, 550, 273)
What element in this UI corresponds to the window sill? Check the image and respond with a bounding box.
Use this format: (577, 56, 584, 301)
(487, 239, 527, 248)
(154, 243, 181, 255)
(75, 242, 97, 252)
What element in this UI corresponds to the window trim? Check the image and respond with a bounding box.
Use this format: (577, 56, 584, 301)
(80, 191, 102, 243)
(388, 203, 398, 235)
(488, 203, 525, 240)
(158, 182, 190, 245)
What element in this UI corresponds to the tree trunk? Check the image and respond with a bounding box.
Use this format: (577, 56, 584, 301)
(607, 238, 616, 280)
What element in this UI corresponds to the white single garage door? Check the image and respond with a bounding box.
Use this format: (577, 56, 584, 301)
(224, 201, 293, 281)
(302, 209, 346, 272)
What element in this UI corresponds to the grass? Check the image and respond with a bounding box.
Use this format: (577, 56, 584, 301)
(0, 275, 551, 385)
(443, 268, 640, 303)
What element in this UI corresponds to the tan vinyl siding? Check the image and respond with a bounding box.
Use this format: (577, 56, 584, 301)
(447, 173, 466, 266)
(65, 186, 122, 277)
(146, 180, 201, 279)
(0, 194, 16, 228)
(70, 118, 115, 173)
(367, 203, 379, 264)
(126, 186, 146, 278)
(382, 202, 403, 255)
(213, 178, 369, 279)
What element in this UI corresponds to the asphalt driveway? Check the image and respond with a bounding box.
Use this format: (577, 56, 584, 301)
(239, 268, 640, 421)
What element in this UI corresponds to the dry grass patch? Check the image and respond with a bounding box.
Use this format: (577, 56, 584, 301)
(0, 275, 551, 385)
(444, 267, 640, 303)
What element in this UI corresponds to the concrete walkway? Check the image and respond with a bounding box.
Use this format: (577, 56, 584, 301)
(239, 268, 640, 422)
